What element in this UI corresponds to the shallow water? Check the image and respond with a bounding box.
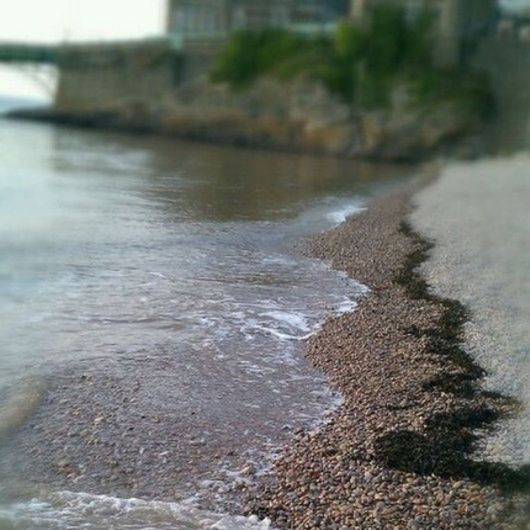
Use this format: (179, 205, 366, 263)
(0, 113, 409, 528)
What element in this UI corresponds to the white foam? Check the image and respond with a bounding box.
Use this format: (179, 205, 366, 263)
(253, 325, 302, 342)
(0, 491, 274, 530)
(335, 298, 358, 315)
(261, 311, 311, 333)
(326, 204, 366, 225)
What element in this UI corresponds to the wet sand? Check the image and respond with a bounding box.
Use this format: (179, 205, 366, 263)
(0, 346, 337, 512)
(243, 185, 529, 528)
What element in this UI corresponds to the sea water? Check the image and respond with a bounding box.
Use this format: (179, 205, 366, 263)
(0, 108, 409, 529)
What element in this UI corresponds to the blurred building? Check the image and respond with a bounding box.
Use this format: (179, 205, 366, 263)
(497, 5, 530, 40)
(349, 0, 498, 65)
(166, 0, 231, 36)
(167, 0, 349, 37)
(167, 0, 498, 64)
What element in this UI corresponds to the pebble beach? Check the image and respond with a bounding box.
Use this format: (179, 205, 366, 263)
(243, 169, 530, 528)
(1, 150, 529, 529)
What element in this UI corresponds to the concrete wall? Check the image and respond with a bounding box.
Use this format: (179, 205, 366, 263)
(55, 40, 181, 112)
(474, 37, 530, 151)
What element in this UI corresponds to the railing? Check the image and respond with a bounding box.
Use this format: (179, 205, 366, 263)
(0, 37, 183, 66)
(0, 43, 57, 64)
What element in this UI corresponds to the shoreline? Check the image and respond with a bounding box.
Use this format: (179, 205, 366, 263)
(0, 150, 383, 523)
(1, 159, 528, 528)
(242, 184, 529, 528)
(4, 104, 481, 164)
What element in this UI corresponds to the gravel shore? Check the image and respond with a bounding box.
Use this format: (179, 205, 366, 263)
(411, 157, 530, 468)
(243, 189, 529, 529)
(2, 169, 528, 529)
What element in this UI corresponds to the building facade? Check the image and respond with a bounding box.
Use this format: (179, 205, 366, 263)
(167, 0, 349, 37)
(166, 0, 231, 36)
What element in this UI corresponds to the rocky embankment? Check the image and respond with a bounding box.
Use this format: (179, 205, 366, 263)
(9, 78, 481, 162)
(241, 188, 529, 528)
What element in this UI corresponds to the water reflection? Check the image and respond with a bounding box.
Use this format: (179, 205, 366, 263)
(50, 128, 410, 222)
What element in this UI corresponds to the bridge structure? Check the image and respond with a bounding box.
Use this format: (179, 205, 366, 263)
(0, 42, 58, 65)
(0, 38, 184, 105)
(0, 42, 60, 96)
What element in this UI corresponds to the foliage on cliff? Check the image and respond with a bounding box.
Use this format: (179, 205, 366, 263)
(211, 6, 492, 114)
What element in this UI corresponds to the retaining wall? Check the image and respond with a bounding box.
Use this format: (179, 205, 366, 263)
(55, 40, 182, 112)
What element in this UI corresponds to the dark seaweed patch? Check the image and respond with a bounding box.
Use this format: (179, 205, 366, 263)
(374, 221, 530, 494)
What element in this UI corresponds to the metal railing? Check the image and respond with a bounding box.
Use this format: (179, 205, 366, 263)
(0, 43, 57, 64)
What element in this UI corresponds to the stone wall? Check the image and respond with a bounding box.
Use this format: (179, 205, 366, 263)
(151, 77, 476, 160)
(48, 72, 478, 160)
(49, 43, 480, 161)
(55, 40, 181, 112)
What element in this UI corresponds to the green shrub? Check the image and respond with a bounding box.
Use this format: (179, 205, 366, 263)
(210, 30, 304, 89)
(211, 5, 490, 114)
